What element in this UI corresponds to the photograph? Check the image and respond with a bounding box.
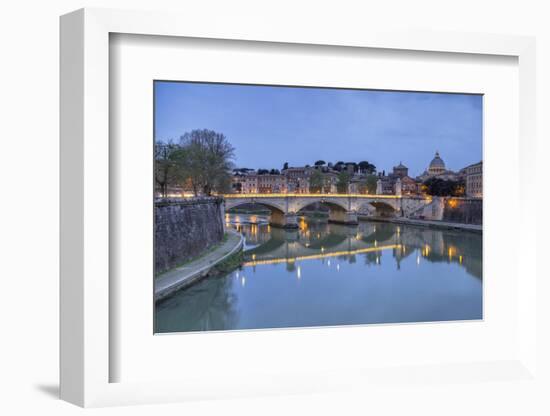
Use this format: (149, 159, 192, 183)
(153, 81, 483, 333)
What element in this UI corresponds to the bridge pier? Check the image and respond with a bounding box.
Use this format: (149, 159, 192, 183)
(270, 211, 299, 229)
(328, 210, 358, 226)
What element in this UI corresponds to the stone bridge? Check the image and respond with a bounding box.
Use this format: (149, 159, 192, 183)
(223, 194, 432, 228)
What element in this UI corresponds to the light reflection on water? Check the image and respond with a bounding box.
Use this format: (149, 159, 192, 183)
(155, 214, 482, 333)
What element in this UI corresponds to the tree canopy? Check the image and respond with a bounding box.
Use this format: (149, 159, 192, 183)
(333, 161, 345, 171)
(154, 129, 235, 197)
(423, 177, 465, 197)
(358, 161, 376, 174)
(154, 141, 186, 198)
(178, 129, 235, 196)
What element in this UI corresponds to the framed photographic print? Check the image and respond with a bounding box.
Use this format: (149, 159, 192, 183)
(60, 8, 539, 408)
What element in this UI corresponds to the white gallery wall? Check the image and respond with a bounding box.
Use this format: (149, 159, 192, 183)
(0, 0, 548, 415)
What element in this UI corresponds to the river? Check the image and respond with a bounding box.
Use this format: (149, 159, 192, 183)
(155, 214, 482, 333)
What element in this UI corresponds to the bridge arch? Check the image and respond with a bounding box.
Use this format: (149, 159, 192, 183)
(293, 198, 357, 225)
(358, 200, 398, 217)
(294, 199, 349, 214)
(225, 199, 285, 215)
(224, 198, 294, 228)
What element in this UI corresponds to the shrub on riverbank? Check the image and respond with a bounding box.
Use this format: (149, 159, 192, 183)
(210, 249, 243, 276)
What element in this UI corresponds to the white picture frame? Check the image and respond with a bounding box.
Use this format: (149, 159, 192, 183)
(60, 8, 538, 407)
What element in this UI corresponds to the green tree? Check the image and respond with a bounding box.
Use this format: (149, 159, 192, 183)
(358, 174, 378, 194)
(346, 162, 358, 173)
(336, 171, 351, 194)
(358, 161, 376, 174)
(178, 129, 235, 196)
(309, 169, 324, 193)
(314, 160, 326, 167)
(423, 177, 464, 197)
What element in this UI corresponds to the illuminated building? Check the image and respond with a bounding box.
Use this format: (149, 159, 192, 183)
(416, 151, 461, 182)
(464, 161, 483, 197)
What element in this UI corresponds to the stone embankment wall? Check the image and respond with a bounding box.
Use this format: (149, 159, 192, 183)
(407, 197, 482, 224)
(442, 198, 482, 225)
(358, 196, 482, 225)
(407, 197, 446, 221)
(155, 197, 224, 274)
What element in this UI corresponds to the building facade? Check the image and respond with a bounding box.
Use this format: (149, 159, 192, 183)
(464, 161, 483, 197)
(374, 162, 420, 195)
(400, 176, 418, 195)
(257, 174, 287, 193)
(232, 172, 259, 194)
(282, 167, 313, 193)
(393, 162, 409, 178)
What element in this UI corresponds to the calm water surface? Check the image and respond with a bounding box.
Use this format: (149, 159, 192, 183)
(155, 215, 482, 332)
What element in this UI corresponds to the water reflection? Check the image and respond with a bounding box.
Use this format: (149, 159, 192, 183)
(233, 215, 481, 279)
(156, 215, 482, 333)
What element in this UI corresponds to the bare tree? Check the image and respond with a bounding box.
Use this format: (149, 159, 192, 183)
(179, 129, 235, 196)
(155, 141, 184, 197)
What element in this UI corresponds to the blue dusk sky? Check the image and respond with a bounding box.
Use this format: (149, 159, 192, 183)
(154, 81, 482, 176)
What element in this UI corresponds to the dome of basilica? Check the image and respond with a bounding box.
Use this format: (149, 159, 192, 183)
(429, 151, 445, 171)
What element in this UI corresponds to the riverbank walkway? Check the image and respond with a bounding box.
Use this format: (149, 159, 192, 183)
(360, 216, 482, 233)
(155, 229, 244, 302)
